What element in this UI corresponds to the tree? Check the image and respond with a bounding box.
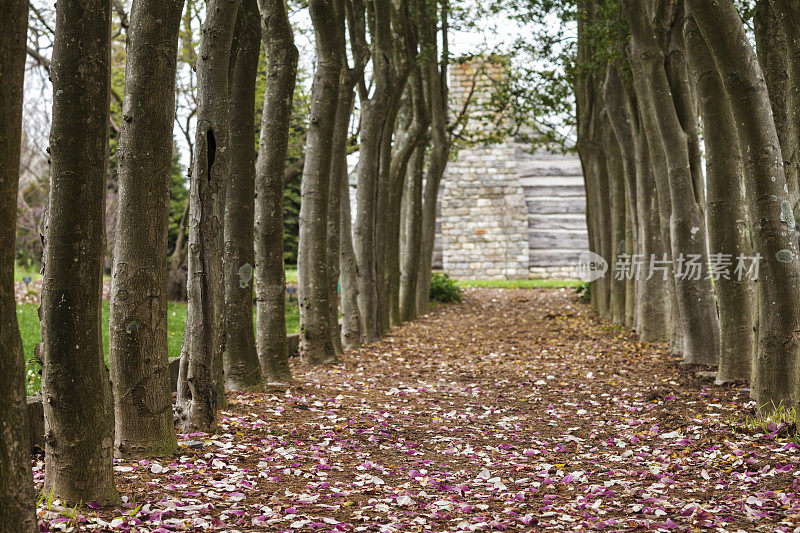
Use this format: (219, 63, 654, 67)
(623, 0, 720, 365)
(684, 14, 755, 383)
(382, 1, 426, 329)
(415, 0, 450, 317)
(353, 0, 396, 341)
(686, 0, 800, 411)
(325, 1, 352, 357)
(109, 0, 183, 459)
(223, 0, 266, 392)
(767, 0, 800, 213)
(254, 0, 298, 382)
(0, 0, 37, 528)
(399, 142, 426, 322)
(297, 0, 343, 363)
(177, 0, 240, 432)
(602, 64, 640, 329)
(41, 0, 119, 504)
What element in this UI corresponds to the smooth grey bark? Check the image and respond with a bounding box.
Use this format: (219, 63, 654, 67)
(629, 50, 678, 349)
(223, 0, 265, 392)
(298, 0, 342, 364)
(400, 143, 426, 322)
(385, 77, 425, 328)
(0, 0, 36, 528)
(666, 1, 705, 210)
(625, 0, 720, 365)
(576, 3, 611, 318)
(687, 0, 800, 411)
(254, 0, 297, 382)
(177, 0, 239, 433)
(339, 165, 362, 349)
(633, 110, 671, 342)
(685, 15, 755, 383)
(41, 0, 119, 505)
(325, 2, 353, 357)
(767, 0, 800, 213)
(624, 197, 636, 327)
(110, 0, 183, 459)
(603, 64, 639, 327)
(603, 112, 627, 324)
(755, 1, 799, 214)
(337, 0, 367, 350)
(415, 0, 449, 316)
(327, 84, 354, 355)
(354, 0, 395, 341)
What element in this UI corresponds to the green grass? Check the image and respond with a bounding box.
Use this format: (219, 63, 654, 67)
(14, 263, 42, 282)
(455, 278, 583, 289)
(18, 299, 300, 395)
(285, 268, 298, 284)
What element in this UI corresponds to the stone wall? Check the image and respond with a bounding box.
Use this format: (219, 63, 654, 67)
(434, 57, 587, 280)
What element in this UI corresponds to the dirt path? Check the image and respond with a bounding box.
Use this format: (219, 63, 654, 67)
(36, 289, 800, 531)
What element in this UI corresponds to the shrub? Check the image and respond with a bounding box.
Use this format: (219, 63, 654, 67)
(430, 272, 462, 303)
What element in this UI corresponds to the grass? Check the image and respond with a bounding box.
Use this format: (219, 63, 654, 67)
(14, 262, 42, 282)
(455, 278, 583, 289)
(18, 299, 300, 395)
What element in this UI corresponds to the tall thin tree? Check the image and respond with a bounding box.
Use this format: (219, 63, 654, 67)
(254, 0, 298, 383)
(110, 0, 183, 459)
(177, 0, 240, 432)
(0, 0, 37, 528)
(686, 0, 800, 411)
(41, 0, 119, 504)
(298, 0, 343, 363)
(223, 0, 266, 391)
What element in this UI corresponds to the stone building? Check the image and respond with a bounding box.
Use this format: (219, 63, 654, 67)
(433, 57, 588, 280)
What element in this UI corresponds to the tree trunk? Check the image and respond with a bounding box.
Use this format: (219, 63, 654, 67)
(603, 112, 627, 324)
(176, 0, 239, 433)
(400, 143, 426, 322)
(603, 64, 639, 327)
(41, 0, 119, 505)
(768, 0, 800, 213)
(110, 0, 183, 459)
(325, 3, 354, 356)
(298, 0, 342, 364)
(415, 0, 449, 317)
(327, 79, 355, 355)
(354, 0, 395, 342)
(666, 1, 705, 210)
(633, 112, 671, 342)
(223, 0, 265, 391)
(629, 50, 677, 348)
(685, 15, 755, 383)
(167, 199, 190, 301)
(339, 156, 362, 349)
(0, 0, 36, 528)
(687, 0, 800, 411)
(385, 113, 422, 327)
(625, 0, 720, 365)
(254, 0, 298, 383)
(756, 0, 800, 214)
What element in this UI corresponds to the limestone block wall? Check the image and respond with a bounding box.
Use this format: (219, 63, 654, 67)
(439, 144, 529, 279)
(432, 56, 588, 280)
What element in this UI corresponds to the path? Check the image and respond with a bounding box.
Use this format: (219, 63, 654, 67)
(37, 289, 800, 531)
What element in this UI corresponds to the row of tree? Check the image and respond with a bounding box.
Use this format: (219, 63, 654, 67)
(573, 0, 800, 417)
(0, 0, 455, 527)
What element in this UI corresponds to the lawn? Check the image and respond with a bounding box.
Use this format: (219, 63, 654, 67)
(455, 278, 583, 289)
(13, 262, 41, 282)
(18, 300, 300, 395)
